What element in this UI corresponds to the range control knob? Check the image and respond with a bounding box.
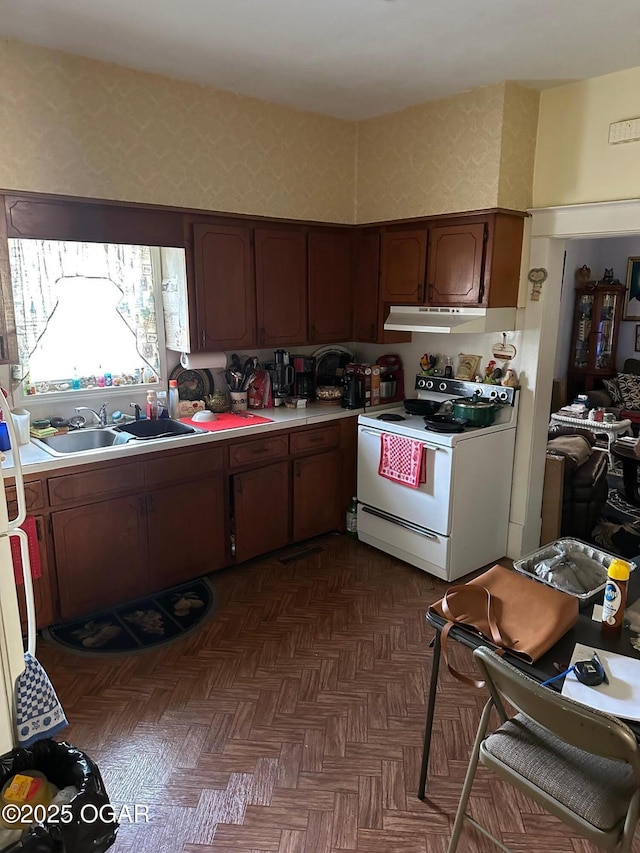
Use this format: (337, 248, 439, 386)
(438, 382, 447, 392)
(473, 388, 483, 397)
(488, 389, 498, 400)
(425, 380, 434, 390)
(498, 390, 509, 401)
(416, 377, 427, 389)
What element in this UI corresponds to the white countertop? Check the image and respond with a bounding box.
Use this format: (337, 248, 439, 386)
(0, 402, 377, 476)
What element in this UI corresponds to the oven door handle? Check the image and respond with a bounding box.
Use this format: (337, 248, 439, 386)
(361, 506, 438, 539)
(360, 428, 444, 452)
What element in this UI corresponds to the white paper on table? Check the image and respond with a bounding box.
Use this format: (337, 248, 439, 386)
(561, 643, 640, 722)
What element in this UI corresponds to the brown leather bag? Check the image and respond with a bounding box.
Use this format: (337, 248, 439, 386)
(429, 565, 579, 686)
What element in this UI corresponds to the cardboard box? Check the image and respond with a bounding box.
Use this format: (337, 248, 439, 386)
(345, 363, 380, 407)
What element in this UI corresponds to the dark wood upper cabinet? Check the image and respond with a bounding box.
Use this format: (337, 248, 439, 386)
(353, 231, 379, 343)
(192, 223, 256, 350)
(353, 230, 410, 345)
(308, 231, 353, 344)
(380, 229, 427, 304)
(426, 222, 486, 306)
(255, 229, 308, 347)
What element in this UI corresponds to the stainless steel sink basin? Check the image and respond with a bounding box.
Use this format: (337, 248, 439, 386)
(33, 428, 129, 456)
(114, 419, 199, 439)
(32, 419, 203, 457)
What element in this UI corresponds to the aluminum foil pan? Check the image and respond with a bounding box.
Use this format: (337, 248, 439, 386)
(513, 538, 636, 601)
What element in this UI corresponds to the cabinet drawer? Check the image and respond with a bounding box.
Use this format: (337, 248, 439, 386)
(229, 434, 289, 468)
(145, 444, 227, 488)
(6, 479, 44, 515)
(290, 425, 340, 455)
(48, 462, 145, 507)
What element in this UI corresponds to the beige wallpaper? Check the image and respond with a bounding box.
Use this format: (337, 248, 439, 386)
(0, 38, 357, 223)
(497, 83, 540, 211)
(355, 84, 506, 223)
(534, 67, 640, 208)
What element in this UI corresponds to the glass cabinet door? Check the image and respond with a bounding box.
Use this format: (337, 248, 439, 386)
(594, 292, 618, 371)
(572, 293, 593, 369)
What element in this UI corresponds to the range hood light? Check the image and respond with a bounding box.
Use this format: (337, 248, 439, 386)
(383, 306, 517, 334)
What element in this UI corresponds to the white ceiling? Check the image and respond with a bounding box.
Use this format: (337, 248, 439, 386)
(1, 0, 640, 119)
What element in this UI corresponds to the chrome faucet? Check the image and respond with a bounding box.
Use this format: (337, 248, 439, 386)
(75, 403, 108, 427)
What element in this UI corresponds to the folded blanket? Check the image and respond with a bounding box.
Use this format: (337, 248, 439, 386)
(547, 434, 592, 468)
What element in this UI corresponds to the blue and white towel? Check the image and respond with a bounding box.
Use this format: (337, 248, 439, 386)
(15, 653, 68, 747)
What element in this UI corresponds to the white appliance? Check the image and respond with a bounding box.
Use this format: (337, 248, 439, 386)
(357, 376, 518, 581)
(0, 401, 35, 753)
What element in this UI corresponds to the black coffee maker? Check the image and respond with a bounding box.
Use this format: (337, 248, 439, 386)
(342, 373, 364, 409)
(292, 355, 316, 400)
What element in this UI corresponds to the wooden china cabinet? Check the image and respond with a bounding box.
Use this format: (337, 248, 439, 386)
(567, 283, 625, 399)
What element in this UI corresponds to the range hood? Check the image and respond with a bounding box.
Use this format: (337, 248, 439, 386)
(384, 306, 517, 334)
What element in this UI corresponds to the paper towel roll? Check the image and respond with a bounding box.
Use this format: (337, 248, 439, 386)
(180, 351, 227, 370)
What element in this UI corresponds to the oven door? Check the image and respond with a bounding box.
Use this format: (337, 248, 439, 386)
(357, 425, 453, 536)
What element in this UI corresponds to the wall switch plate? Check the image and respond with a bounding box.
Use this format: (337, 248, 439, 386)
(609, 118, 640, 144)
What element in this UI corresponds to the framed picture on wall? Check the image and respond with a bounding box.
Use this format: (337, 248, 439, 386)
(623, 257, 640, 319)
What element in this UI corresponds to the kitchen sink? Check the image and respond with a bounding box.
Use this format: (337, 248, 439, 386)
(33, 428, 130, 456)
(114, 419, 199, 439)
(32, 419, 203, 457)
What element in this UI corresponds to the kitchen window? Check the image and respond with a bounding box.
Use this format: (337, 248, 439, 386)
(8, 239, 173, 396)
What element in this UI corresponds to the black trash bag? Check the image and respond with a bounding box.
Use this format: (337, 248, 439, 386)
(0, 739, 117, 852)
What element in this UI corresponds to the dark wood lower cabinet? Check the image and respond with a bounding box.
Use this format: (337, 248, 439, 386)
(234, 461, 290, 563)
(52, 495, 150, 620)
(147, 477, 226, 588)
(293, 451, 342, 541)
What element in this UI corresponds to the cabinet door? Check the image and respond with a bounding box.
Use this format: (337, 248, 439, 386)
(380, 230, 427, 304)
(234, 461, 290, 563)
(426, 222, 486, 306)
(308, 232, 352, 344)
(255, 229, 308, 347)
(147, 477, 227, 589)
(15, 516, 55, 631)
(193, 223, 256, 350)
(353, 231, 380, 342)
(293, 451, 342, 541)
(52, 495, 150, 620)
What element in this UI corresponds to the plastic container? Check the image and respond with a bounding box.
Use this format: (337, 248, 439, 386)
(156, 391, 169, 419)
(10, 409, 30, 446)
(513, 538, 636, 604)
(346, 497, 358, 539)
(601, 558, 630, 638)
(169, 379, 180, 418)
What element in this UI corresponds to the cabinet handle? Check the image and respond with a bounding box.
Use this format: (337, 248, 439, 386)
(140, 496, 147, 516)
(306, 435, 324, 444)
(310, 324, 316, 341)
(258, 328, 265, 345)
(427, 283, 433, 302)
(35, 518, 42, 541)
(201, 329, 206, 347)
(149, 494, 155, 513)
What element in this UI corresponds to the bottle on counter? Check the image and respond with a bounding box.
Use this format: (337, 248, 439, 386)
(601, 558, 630, 638)
(156, 391, 169, 419)
(146, 390, 157, 420)
(346, 497, 358, 539)
(168, 379, 180, 419)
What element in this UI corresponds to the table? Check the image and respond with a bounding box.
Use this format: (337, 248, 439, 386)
(611, 440, 640, 506)
(550, 413, 633, 468)
(417, 571, 640, 799)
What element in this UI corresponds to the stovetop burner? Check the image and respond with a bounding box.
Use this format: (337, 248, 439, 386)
(377, 413, 406, 422)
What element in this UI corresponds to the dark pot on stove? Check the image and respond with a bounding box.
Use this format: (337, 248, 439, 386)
(404, 398, 442, 417)
(449, 397, 502, 427)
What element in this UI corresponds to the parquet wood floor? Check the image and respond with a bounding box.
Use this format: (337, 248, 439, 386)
(38, 535, 640, 852)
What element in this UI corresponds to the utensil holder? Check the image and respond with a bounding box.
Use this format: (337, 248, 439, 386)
(230, 391, 248, 412)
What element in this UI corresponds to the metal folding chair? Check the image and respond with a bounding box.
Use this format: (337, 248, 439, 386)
(447, 646, 640, 853)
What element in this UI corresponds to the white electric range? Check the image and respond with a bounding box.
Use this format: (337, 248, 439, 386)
(356, 376, 519, 582)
